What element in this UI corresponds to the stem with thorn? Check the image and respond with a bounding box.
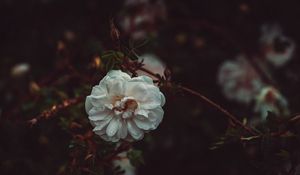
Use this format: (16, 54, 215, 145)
(135, 61, 256, 135)
(178, 85, 256, 135)
(28, 96, 84, 126)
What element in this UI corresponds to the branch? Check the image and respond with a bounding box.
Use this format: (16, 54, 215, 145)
(289, 114, 300, 124)
(28, 96, 84, 126)
(179, 85, 256, 135)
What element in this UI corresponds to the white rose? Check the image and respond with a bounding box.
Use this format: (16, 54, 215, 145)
(85, 70, 165, 142)
(217, 55, 264, 104)
(11, 63, 30, 77)
(260, 24, 295, 67)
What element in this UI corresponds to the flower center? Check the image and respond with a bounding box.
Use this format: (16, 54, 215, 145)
(112, 96, 138, 119)
(124, 99, 138, 111)
(112, 95, 124, 105)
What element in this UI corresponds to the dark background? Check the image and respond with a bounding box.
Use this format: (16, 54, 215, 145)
(1, 0, 300, 175)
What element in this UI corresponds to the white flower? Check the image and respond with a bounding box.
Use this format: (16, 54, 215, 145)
(217, 55, 264, 104)
(113, 151, 136, 175)
(260, 24, 295, 67)
(11, 63, 30, 77)
(136, 54, 166, 79)
(119, 0, 166, 41)
(85, 70, 165, 142)
(254, 86, 289, 120)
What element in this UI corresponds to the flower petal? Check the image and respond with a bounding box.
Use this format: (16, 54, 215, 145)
(106, 70, 131, 80)
(93, 116, 112, 131)
(117, 119, 128, 139)
(127, 120, 144, 140)
(91, 85, 107, 95)
(134, 108, 149, 117)
(133, 117, 153, 130)
(88, 94, 109, 108)
(107, 79, 126, 96)
(87, 86, 109, 108)
(106, 117, 120, 137)
(101, 134, 120, 142)
(94, 129, 106, 136)
(159, 92, 166, 106)
(147, 107, 164, 129)
(125, 82, 162, 109)
(122, 111, 133, 119)
(88, 107, 111, 121)
(86, 86, 108, 113)
(130, 76, 154, 85)
(85, 96, 93, 113)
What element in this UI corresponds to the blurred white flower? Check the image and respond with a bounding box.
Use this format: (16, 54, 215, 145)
(136, 54, 166, 79)
(254, 86, 289, 120)
(218, 55, 264, 104)
(119, 0, 167, 41)
(260, 24, 295, 67)
(85, 70, 165, 142)
(113, 151, 136, 175)
(11, 63, 30, 77)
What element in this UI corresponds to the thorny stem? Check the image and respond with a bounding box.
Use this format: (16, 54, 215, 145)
(137, 63, 257, 135)
(241, 114, 300, 142)
(179, 86, 256, 135)
(28, 96, 84, 126)
(289, 114, 300, 124)
(103, 141, 131, 162)
(139, 67, 160, 78)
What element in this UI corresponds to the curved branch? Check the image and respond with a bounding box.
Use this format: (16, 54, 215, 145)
(179, 85, 256, 135)
(136, 64, 256, 135)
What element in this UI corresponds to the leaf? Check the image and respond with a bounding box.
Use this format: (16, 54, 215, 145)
(101, 50, 124, 71)
(105, 57, 116, 71)
(102, 50, 124, 61)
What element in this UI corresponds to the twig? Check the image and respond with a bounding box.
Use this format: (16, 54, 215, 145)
(289, 114, 300, 124)
(240, 114, 300, 142)
(139, 67, 161, 78)
(103, 141, 131, 162)
(135, 62, 256, 135)
(179, 85, 256, 135)
(28, 96, 84, 126)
